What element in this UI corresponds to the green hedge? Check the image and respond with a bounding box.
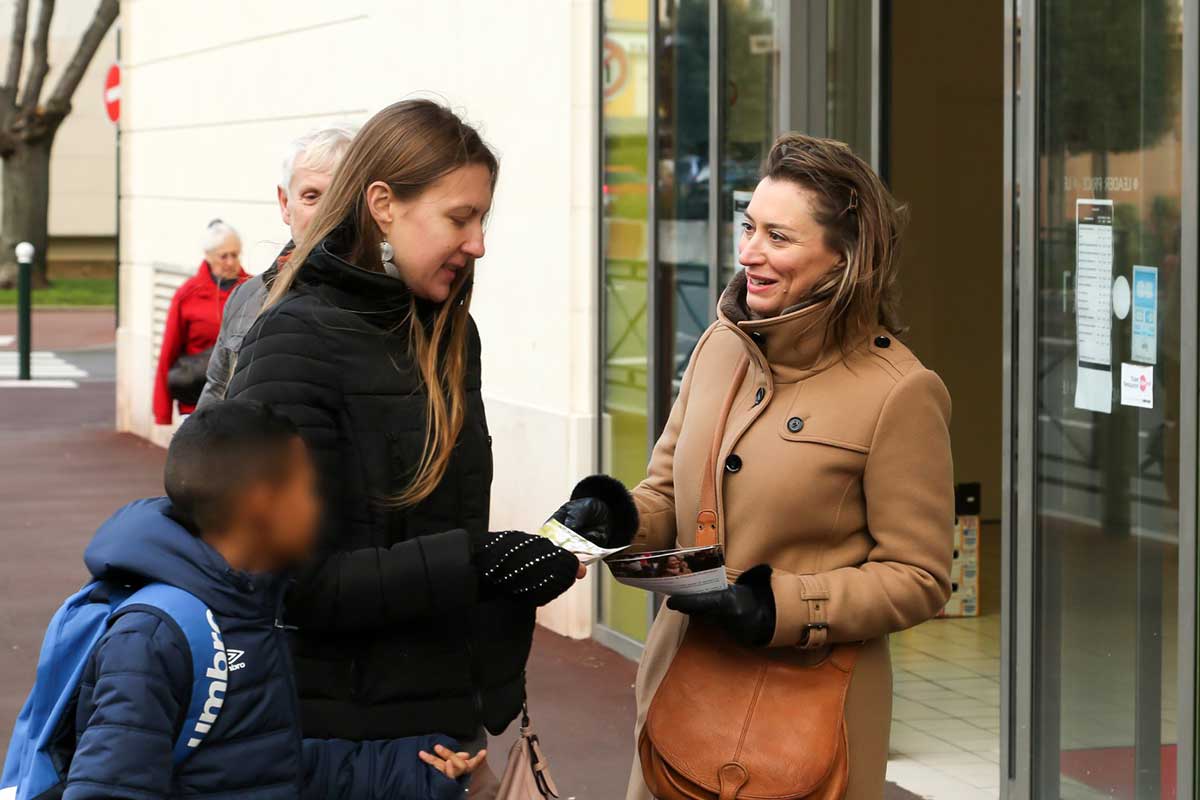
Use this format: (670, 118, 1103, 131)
(0, 278, 114, 307)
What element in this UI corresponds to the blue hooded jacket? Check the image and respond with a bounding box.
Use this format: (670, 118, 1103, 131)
(63, 498, 465, 800)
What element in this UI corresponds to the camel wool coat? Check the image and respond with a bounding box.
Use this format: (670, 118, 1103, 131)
(626, 274, 955, 800)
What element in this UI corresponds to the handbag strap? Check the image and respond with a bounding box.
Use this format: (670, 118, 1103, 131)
(695, 356, 750, 548)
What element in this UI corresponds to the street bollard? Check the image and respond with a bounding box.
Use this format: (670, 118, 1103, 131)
(15, 241, 34, 381)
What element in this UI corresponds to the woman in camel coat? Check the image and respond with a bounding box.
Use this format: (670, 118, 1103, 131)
(624, 134, 955, 800)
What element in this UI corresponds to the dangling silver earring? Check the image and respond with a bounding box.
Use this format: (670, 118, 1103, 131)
(379, 240, 400, 278)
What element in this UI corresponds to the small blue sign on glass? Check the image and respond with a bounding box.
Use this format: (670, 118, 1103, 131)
(1131, 265, 1158, 364)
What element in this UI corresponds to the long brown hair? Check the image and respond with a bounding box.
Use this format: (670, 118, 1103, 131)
(762, 133, 907, 347)
(265, 99, 499, 507)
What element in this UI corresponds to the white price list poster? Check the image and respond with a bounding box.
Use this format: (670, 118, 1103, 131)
(1074, 199, 1114, 414)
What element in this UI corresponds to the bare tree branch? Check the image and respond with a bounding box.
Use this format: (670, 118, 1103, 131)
(4, 0, 30, 94)
(44, 0, 117, 115)
(17, 0, 54, 112)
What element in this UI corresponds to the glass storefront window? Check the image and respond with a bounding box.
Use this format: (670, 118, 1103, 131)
(825, 0, 873, 157)
(717, 0, 778, 288)
(717, 0, 875, 288)
(656, 0, 711, 401)
(1034, 1, 1183, 796)
(600, 0, 653, 644)
(599, 0, 879, 650)
(598, 1, 1199, 794)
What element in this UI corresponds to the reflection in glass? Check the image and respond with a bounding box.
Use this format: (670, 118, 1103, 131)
(717, 0, 875, 289)
(1034, 1, 1182, 796)
(600, 0, 652, 642)
(718, 0, 778, 288)
(656, 0, 711, 400)
(826, 0, 873, 157)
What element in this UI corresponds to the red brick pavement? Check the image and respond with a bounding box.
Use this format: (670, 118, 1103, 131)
(0, 308, 115, 351)
(0, 381, 645, 796)
(0, 381, 921, 799)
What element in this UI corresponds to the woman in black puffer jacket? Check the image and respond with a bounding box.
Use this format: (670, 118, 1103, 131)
(227, 100, 637, 795)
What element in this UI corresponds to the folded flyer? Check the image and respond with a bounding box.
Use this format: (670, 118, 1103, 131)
(538, 518, 629, 565)
(606, 544, 728, 596)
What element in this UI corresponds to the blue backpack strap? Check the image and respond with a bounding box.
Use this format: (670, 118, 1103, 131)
(116, 584, 226, 764)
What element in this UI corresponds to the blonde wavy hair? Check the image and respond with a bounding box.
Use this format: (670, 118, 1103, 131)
(264, 100, 498, 507)
(763, 133, 907, 346)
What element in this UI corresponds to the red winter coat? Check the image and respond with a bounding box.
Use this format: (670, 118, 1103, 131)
(153, 261, 249, 424)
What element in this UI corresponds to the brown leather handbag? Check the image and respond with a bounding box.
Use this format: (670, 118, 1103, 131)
(638, 357, 862, 800)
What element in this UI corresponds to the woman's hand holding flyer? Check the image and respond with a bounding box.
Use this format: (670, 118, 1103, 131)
(605, 545, 729, 596)
(538, 518, 629, 565)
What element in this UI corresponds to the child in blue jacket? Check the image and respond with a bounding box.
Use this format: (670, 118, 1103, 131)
(63, 400, 484, 799)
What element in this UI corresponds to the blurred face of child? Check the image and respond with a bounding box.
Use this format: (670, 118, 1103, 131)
(237, 437, 321, 570)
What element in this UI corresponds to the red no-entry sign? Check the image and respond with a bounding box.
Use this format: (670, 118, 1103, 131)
(103, 64, 120, 123)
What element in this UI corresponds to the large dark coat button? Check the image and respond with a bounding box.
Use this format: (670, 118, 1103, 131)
(749, 331, 766, 347)
(874, 335, 891, 348)
(787, 417, 805, 433)
(724, 454, 743, 473)
(754, 387, 766, 405)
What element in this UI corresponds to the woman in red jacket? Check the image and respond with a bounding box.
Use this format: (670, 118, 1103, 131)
(153, 219, 249, 425)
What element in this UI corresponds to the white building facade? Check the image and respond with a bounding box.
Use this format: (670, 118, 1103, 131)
(115, 0, 602, 637)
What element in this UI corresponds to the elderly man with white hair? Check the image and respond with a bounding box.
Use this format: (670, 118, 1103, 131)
(197, 124, 356, 406)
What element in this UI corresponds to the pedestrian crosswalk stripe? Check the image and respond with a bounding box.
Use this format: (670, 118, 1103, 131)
(0, 379, 78, 388)
(0, 351, 87, 379)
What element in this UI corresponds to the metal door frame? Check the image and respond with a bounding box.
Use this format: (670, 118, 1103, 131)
(1178, 1, 1197, 795)
(1002, 0, 1030, 795)
(1005, 1, 1198, 797)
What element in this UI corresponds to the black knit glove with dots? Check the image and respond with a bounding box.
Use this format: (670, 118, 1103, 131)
(470, 530, 581, 607)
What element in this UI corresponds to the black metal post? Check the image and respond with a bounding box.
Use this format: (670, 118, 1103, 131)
(15, 242, 33, 380)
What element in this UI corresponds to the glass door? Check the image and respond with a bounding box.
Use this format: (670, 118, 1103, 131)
(716, 0, 875, 292)
(598, 0, 654, 654)
(597, 0, 879, 655)
(1015, 0, 1196, 796)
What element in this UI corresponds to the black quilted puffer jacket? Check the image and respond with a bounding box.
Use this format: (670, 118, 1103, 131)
(228, 229, 533, 742)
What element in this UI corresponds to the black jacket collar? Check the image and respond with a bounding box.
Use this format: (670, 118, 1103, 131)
(296, 229, 418, 330)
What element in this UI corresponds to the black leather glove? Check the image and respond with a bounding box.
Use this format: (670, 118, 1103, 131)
(470, 530, 580, 607)
(665, 564, 776, 647)
(551, 497, 612, 547)
(551, 474, 640, 549)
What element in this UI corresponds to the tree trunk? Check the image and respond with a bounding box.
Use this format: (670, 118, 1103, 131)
(0, 135, 53, 288)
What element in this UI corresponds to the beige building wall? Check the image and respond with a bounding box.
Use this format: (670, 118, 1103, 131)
(0, 1, 117, 256)
(116, 0, 600, 637)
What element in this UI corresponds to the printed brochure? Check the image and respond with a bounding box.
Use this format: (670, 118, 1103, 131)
(606, 544, 728, 596)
